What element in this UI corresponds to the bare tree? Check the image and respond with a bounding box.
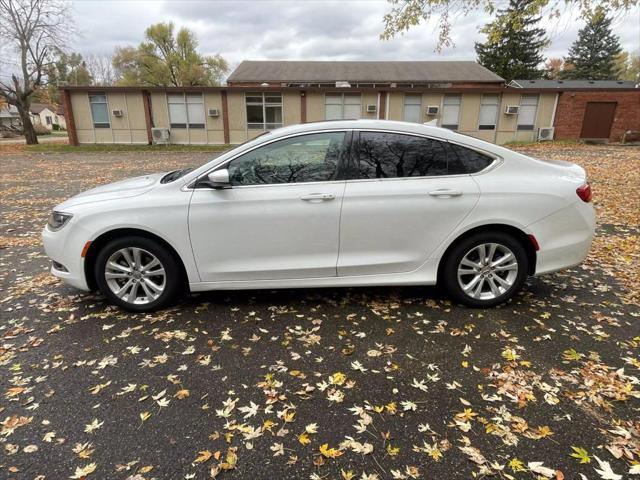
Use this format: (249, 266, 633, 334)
(0, 0, 73, 144)
(84, 52, 119, 86)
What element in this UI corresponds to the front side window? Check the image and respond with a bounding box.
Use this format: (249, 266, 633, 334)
(246, 93, 283, 130)
(441, 94, 461, 130)
(325, 93, 361, 120)
(46, 116, 52, 125)
(88, 93, 109, 128)
(517, 94, 539, 131)
(356, 132, 463, 179)
(478, 94, 499, 130)
(227, 132, 346, 186)
(168, 93, 205, 129)
(403, 94, 422, 123)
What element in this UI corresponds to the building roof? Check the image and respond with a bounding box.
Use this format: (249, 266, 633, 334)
(29, 103, 56, 114)
(509, 79, 639, 89)
(0, 105, 20, 118)
(227, 60, 505, 84)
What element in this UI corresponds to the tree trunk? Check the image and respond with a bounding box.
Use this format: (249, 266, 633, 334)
(16, 102, 38, 145)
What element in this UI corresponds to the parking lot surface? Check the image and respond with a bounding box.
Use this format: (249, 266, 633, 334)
(1, 144, 639, 479)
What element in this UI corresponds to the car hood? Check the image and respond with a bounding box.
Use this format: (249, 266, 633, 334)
(57, 172, 165, 209)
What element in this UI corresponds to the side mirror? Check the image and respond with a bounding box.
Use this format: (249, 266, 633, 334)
(196, 169, 231, 189)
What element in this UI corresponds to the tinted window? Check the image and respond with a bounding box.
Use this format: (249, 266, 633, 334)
(356, 132, 455, 179)
(449, 144, 494, 173)
(227, 132, 345, 186)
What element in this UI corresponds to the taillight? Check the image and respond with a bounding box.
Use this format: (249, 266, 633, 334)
(576, 183, 592, 203)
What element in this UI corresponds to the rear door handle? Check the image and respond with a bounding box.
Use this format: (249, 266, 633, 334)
(428, 189, 463, 197)
(300, 193, 335, 202)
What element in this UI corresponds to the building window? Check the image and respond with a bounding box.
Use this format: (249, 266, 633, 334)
(325, 93, 361, 120)
(46, 116, 52, 125)
(441, 94, 461, 130)
(168, 93, 205, 129)
(402, 94, 422, 123)
(517, 94, 539, 131)
(89, 93, 110, 128)
(246, 93, 283, 130)
(478, 94, 499, 130)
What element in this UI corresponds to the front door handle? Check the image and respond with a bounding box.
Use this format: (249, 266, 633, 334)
(428, 189, 463, 197)
(300, 193, 335, 202)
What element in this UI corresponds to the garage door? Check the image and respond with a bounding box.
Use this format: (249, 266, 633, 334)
(580, 102, 617, 139)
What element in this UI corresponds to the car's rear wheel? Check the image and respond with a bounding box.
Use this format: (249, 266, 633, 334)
(95, 236, 183, 312)
(442, 231, 528, 307)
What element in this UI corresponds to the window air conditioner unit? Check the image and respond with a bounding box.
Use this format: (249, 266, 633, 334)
(426, 105, 439, 115)
(505, 105, 519, 115)
(537, 127, 554, 141)
(208, 108, 220, 117)
(112, 109, 123, 117)
(151, 127, 170, 145)
(366, 104, 377, 113)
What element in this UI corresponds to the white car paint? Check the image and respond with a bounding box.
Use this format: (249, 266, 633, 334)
(42, 120, 595, 299)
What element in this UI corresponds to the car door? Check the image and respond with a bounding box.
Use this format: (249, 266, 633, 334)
(189, 131, 349, 282)
(337, 130, 480, 276)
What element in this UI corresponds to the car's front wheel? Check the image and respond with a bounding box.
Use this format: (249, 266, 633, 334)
(94, 236, 183, 312)
(442, 231, 528, 308)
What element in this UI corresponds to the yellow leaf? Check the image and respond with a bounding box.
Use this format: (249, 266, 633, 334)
(341, 469, 355, 480)
(140, 411, 151, 422)
(570, 446, 591, 464)
(139, 465, 153, 473)
(220, 448, 237, 470)
(262, 419, 276, 433)
(194, 450, 213, 463)
(509, 457, 526, 472)
(501, 348, 521, 362)
(298, 432, 311, 445)
(455, 408, 478, 421)
(319, 443, 343, 459)
(330, 372, 347, 385)
(536, 425, 554, 438)
(387, 444, 400, 456)
(282, 410, 296, 423)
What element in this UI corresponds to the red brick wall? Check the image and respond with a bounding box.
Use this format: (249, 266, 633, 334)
(554, 91, 640, 142)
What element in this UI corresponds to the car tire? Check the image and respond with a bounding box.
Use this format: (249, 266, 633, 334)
(94, 236, 183, 312)
(441, 231, 528, 308)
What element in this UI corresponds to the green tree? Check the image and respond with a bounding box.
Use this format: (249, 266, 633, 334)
(43, 49, 92, 102)
(112, 22, 228, 86)
(381, 0, 637, 51)
(561, 8, 622, 79)
(613, 50, 640, 81)
(475, 0, 548, 82)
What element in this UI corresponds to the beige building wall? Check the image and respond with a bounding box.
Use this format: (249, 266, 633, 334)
(306, 92, 325, 122)
(70, 88, 559, 146)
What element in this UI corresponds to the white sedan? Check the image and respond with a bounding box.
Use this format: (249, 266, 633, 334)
(42, 120, 595, 311)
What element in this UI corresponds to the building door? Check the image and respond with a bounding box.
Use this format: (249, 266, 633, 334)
(580, 102, 617, 139)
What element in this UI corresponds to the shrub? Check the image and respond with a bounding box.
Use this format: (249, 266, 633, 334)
(52, 124, 60, 131)
(33, 124, 51, 135)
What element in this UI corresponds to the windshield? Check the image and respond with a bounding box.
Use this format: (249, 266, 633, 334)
(161, 168, 193, 183)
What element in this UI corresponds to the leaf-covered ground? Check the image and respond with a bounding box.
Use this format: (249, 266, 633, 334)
(1, 144, 639, 480)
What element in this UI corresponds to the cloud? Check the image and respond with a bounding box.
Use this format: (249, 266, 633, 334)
(68, 0, 640, 64)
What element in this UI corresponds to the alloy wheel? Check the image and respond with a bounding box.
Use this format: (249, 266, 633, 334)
(456, 243, 519, 300)
(104, 247, 166, 305)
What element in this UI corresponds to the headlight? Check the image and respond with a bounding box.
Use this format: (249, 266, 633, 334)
(47, 211, 73, 231)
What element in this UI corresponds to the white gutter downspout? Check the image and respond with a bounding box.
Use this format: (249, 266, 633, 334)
(550, 92, 560, 131)
(385, 92, 390, 120)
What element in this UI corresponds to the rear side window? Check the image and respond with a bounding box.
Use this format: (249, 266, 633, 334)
(448, 143, 494, 173)
(355, 132, 462, 179)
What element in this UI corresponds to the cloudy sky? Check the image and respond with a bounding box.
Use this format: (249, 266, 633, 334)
(3, 0, 639, 79)
(67, 0, 639, 69)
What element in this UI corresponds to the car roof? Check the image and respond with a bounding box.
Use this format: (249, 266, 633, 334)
(267, 119, 456, 139)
